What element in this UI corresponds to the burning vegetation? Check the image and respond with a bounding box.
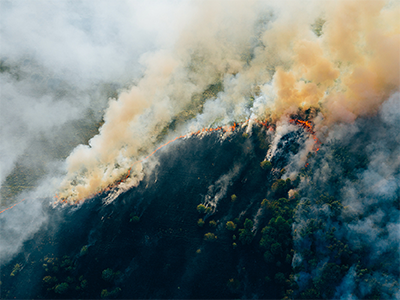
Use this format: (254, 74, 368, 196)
(1, 0, 399, 299)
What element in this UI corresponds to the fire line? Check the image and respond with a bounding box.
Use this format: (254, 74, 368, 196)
(1, 117, 318, 213)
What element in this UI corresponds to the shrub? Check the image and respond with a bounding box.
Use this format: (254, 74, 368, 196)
(227, 278, 240, 290)
(102, 268, 115, 282)
(101, 289, 109, 299)
(275, 272, 286, 284)
(80, 279, 88, 289)
(209, 220, 217, 227)
(197, 218, 205, 227)
(66, 276, 74, 284)
(197, 204, 206, 214)
(10, 263, 21, 276)
(54, 282, 69, 294)
(264, 251, 274, 263)
(102, 287, 121, 298)
(130, 215, 140, 223)
(226, 221, 237, 231)
(80, 245, 88, 256)
(204, 232, 217, 241)
(231, 194, 237, 202)
(43, 276, 56, 284)
(239, 219, 254, 245)
(260, 160, 272, 170)
(261, 199, 268, 207)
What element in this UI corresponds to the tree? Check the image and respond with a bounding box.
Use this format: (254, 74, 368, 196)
(271, 179, 292, 198)
(54, 282, 69, 294)
(43, 276, 56, 285)
(101, 289, 109, 299)
(260, 160, 272, 171)
(197, 204, 206, 214)
(231, 194, 237, 202)
(130, 215, 140, 223)
(80, 245, 88, 256)
(275, 272, 286, 284)
(204, 232, 217, 241)
(209, 220, 217, 227)
(102, 268, 115, 282)
(10, 263, 21, 276)
(239, 218, 254, 245)
(226, 221, 237, 231)
(102, 287, 121, 298)
(197, 218, 205, 227)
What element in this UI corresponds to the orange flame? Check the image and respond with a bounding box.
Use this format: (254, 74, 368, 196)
(0, 119, 273, 213)
(289, 118, 321, 152)
(0, 199, 25, 215)
(58, 119, 272, 204)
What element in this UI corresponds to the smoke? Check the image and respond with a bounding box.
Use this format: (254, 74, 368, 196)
(0, 0, 192, 204)
(1, 0, 399, 279)
(50, 0, 398, 202)
(0, 0, 196, 265)
(203, 164, 242, 213)
(292, 93, 400, 298)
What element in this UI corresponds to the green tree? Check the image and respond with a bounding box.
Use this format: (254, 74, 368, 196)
(54, 282, 69, 294)
(80, 279, 88, 289)
(43, 276, 56, 285)
(130, 215, 140, 223)
(80, 245, 88, 256)
(204, 232, 217, 241)
(226, 221, 237, 231)
(261, 198, 269, 207)
(231, 194, 237, 202)
(102, 268, 115, 282)
(101, 289, 109, 298)
(197, 218, 205, 227)
(239, 218, 254, 245)
(260, 160, 272, 171)
(209, 220, 217, 227)
(197, 204, 206, 214)
(10, 263, 21, 276)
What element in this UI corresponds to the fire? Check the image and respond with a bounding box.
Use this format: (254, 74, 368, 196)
(0, 199, 25, 215)
(0, 117, 321, 212)
(57, 119, 271, 204)
(1, 119, 273, 212)
(289, 118, 321, 153)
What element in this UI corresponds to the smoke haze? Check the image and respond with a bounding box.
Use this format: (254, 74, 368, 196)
(1, 1, 399, 296)
(49, 0, 399, 202)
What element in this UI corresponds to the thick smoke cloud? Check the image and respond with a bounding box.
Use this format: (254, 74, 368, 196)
(1, 0, 399, 280)
(0, 0, 193, 264)
(52, 0, 399, 202)
(292, 93, 400, 298)
(0, 0, 192, 203)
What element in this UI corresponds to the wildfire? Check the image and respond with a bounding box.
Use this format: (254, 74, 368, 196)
(0, 198, 25, 215)
(1, 117, 322, 212)
(56, 119, 273, 204)
(1, 119, 274, 212)
(289, 118, 321, 153)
